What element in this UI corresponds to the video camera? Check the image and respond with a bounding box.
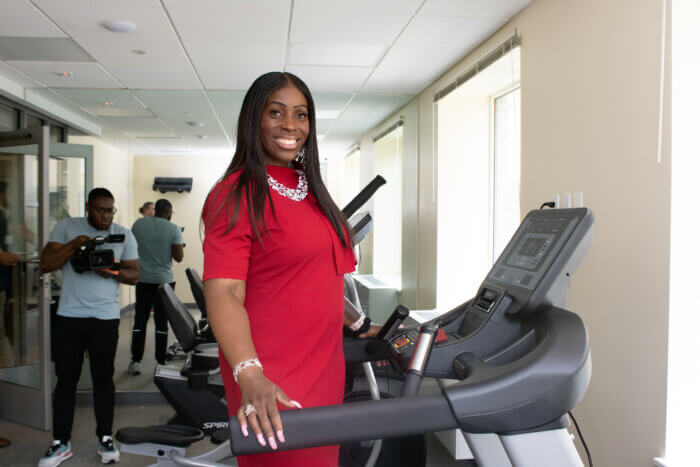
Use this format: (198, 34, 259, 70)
(70, 234, 125, 274)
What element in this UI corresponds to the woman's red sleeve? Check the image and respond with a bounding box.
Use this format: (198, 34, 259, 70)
(202, 183, 253, 281)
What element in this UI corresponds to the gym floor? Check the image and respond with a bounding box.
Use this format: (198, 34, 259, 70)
(0, 406, 461, 466)
(0, 312, 467, 466)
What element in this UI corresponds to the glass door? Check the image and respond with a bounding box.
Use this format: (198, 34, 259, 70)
(0, 127, 92, 430)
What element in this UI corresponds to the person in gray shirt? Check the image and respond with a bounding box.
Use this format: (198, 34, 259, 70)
(129, 199, 184, 375)
(38, 187, 139, 466)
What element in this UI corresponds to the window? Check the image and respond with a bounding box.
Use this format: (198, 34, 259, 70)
(372, 124, 403, 287)
(0, 103, 18, 131)
(26, 114, 42, 128)
(435, 44, 521, 309)
(493, 88, 522, 258)
(342, 147, 361, 206)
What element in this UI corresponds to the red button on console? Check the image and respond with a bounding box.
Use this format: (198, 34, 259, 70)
(435, 329, 448, 343)
(394, 337, 410, 348)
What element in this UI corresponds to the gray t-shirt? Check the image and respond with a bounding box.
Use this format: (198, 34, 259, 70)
(131, 217, 183, 284)
(49, 217, 138, 320)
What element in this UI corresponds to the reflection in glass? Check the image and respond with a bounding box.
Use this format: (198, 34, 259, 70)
(0, 151, 41, 388)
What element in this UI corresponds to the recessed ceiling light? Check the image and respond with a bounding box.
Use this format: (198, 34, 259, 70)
(186, 121, 204, 127)
(101, 20, 137, 33)
(55, 72, 72, 78)
(131, 49, 146, 55)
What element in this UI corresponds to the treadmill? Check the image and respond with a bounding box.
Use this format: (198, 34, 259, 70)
(224, 207, 595, 467)
(121, 206, 594, 467)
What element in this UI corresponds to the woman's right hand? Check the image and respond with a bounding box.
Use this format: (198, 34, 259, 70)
(236, 370, 302, 450)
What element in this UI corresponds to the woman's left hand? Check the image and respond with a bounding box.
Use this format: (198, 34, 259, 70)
(357, 324, 382, 339)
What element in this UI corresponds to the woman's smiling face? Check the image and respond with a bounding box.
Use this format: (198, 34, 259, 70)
(260, 84, 310, 167)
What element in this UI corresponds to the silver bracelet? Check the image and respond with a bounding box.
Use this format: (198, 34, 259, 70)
(233, 358, 263, 383)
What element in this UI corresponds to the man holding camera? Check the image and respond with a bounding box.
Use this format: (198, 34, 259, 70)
(38, 188, 138, 467)
(128, 199, 183, 375)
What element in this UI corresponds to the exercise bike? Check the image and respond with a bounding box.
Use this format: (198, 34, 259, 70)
(164, 267, 215, 362)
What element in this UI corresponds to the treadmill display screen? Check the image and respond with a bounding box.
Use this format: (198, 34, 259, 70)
(488, 213, 580, 290)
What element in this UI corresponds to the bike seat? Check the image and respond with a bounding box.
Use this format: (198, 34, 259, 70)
(115, 425, 204, 447)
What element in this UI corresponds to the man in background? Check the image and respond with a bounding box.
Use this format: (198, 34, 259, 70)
(138, 201, 154, 217)
(128, 199, 184, 375)
(38, 188, 139, 466)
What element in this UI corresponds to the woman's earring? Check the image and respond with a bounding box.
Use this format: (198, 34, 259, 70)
(294, 147, 306, 164)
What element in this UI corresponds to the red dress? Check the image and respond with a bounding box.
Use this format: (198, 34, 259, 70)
(202, 164, 356, 467)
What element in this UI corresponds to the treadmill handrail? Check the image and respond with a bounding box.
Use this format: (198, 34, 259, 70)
(443, 307, 591, 433)
(341, 175, 386, 218)
(228, 307, 590, 455)
(228, 394, 456, 456)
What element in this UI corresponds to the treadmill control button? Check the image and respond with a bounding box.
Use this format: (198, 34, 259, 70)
(435, 329, 448, 343)
(394, 337, 410, 348)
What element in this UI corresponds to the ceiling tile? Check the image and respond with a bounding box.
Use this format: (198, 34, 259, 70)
(420, 0, 532, 19)
(52, 88, 154, 117)
(0, 37, 93, 62)
(312, 92, 353, 113)
(182, 43, 284, 90)
(31, 0, 201, 89)
(398, 15, 508, 48)
(288, 43, 385, 67)
(316, 119, 335, 135)
(133, 90, 230, 143)
(6, 61, 122, 88)
(293, 0, 423, 18)
(207, 90, 245, 138)
(285, 65, 372, 93)
(163, 0, 291, 45)
(163, 0, 290, 90)
(0, 0, 66, 38)
(362, 46, 466, 95)
(327, 93, 413, 141)
(133, 89, 211, 116)
(0, 59, 40, 87)
(290, 12, 409, 46)
(100, 116, 175, 137)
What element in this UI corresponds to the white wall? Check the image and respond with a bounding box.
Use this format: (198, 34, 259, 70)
(131, 154, 231, 303)
(666, 0, 698, 463)
(362, 0, 671, 464)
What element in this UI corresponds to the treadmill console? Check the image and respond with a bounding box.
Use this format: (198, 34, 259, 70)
(388, 208, 594, 376)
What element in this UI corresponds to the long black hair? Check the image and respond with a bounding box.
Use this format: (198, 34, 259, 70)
(206, 71, 352, 248)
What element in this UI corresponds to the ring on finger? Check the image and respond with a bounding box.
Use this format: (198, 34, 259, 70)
(244, 403, 256, 416)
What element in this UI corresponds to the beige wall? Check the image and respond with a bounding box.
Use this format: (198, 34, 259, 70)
(362, 0, 671, 465)
(131, 154, 231, 303)
(69, 135, 135, 308)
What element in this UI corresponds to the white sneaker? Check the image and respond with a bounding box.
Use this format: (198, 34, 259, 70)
(38, 440, 72, 467)
(127, 361, 141, 376)
(97, 436, 120, 464)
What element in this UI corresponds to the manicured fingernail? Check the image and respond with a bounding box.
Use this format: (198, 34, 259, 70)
(291, 400, 303, 409)
(268, 436, 277, 450)
(257, 433, 266, 446)
(241, 424, 248, 437)
(277, 430, 285, 443)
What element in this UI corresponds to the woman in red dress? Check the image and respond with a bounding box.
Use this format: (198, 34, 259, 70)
(202, 72, 373, 467)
